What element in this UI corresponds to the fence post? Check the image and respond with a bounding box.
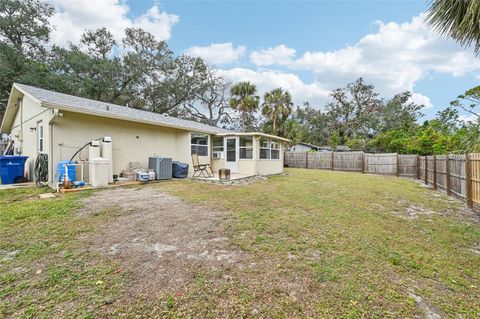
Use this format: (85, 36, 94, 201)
(331, 151, 334, 170)
(424, 156, 428, 185)
(416, 154, 420, 180)
(433, 155, 437, 190)
(305, 151, 308, 169)
(396, 153, 400, 177)
(446, 154, 451, 195)
(361, 152, 365, 173)
(466, 153, 473, 208)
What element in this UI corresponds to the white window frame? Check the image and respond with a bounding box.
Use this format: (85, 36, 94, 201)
(270, 140, 280, 160)
(36, 120, 44, 153)
(212, 136, 224, 152)
(191, 132, 209, 156)
(259, 138, 281, 160)
(239, 136, 253, 159)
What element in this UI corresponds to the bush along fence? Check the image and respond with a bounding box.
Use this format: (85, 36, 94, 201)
(284, 151, 480, 210)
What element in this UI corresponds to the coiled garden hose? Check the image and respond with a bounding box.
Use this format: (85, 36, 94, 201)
(34, 153, 49, 186)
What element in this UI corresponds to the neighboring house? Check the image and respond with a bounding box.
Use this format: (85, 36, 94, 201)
(288, 142, 321, 152)
(317, 146, 333, 152)
(335, 145, 351, 152)
(0, 84, 288, 186)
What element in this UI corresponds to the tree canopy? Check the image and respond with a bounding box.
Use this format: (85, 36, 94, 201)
(262, 88, 293, 136)
(229, 81, 260, 132)
(0, 0, 233, 126)
(0, 0, 477, 156)
(427, 0, 480, 55)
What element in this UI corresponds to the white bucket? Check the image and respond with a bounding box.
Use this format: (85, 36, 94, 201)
(148, 170, 155, 181)
(137, 172, 149, 182)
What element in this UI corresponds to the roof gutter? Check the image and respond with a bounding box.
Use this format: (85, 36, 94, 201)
(215, 132, 290, 143)
(48, 108, 61, 124)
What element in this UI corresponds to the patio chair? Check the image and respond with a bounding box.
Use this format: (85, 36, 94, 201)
(191, 154, 214, 178)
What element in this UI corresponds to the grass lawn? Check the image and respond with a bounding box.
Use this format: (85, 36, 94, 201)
(1, 168, 479, 318)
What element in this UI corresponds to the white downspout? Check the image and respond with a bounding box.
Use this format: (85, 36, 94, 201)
(18, 98, 23, 154)
(254, 136, 260, 176)
(48, 108, 60, 186)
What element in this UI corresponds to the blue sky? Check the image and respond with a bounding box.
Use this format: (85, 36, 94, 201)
(49, 0, 480, 121)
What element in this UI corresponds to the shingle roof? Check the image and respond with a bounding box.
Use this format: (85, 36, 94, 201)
(298, 142, 321, 148)
(15, 83, 233, 134)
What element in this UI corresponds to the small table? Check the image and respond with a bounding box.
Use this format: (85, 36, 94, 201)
(218, 168, 231, 181)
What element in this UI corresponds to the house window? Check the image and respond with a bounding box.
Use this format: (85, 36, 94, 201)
(212, 136, 224, 152)
(271, 140, 280, 159)
(36, 120, 44, 153)
(259, 138, 270, 159)
(239, 136, 253, 159)
(259, 138, 281, 160)
(191, 132, 208, 156)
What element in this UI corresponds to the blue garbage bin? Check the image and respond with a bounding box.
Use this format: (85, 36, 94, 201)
(0, 156, 28, 184)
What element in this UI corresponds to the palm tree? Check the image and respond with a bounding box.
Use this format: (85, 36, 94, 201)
(262, 88, 293, 135)
(229, 81, 259, 132)
(427, 0, 480, 54)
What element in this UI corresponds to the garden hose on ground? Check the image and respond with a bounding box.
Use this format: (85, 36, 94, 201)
(34, 153, 49, 186)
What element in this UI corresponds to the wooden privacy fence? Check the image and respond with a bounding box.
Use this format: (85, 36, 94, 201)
(364, 153, 397, 175)
(284, 151, 480, 209)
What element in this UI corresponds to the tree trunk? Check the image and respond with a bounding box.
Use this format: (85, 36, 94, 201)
(241, 111, 245, 132)
(273, 113, 278, 134)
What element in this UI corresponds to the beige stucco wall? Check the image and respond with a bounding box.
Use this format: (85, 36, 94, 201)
(208, 137, 283, 176)
(211, 158, 223, 172)
(256, 160, 283, 175)
(51, 111, 210, 184)
(256, 143, 284, 175)
(10, 97, 52, 181)
(238, 160, 255, 176)
(209, 138, 256, 176)
(210, 159, 254, 176)
(7, 95, 285, 184)
(174, 130, 211, 173)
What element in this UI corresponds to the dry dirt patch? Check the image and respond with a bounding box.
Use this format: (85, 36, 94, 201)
(77, 186, 249, 296)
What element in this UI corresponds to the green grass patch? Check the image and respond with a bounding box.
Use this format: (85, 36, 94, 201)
(0, 188, 126, 318)
(1, 169, 479, 317)
(159, 168, 480, 318)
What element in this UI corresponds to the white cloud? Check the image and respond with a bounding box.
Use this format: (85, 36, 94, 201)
(459, 114, 478, 124)
(48, 0, 179, 46)
(408, 93, 433, 108)
(132, 5, 179, 41)
(220, 13, 479, 108)
(218, 68, 330, 105)
(250, 44, 296, 66)
(184, 43, 246, 64)
(291, 13, 480, 99)
(45, 6, 479, 111)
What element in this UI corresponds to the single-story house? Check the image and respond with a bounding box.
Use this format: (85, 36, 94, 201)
(0, 83, 288, 186)
(287, 142, 322, 152)
(317, 146, 333, 152)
